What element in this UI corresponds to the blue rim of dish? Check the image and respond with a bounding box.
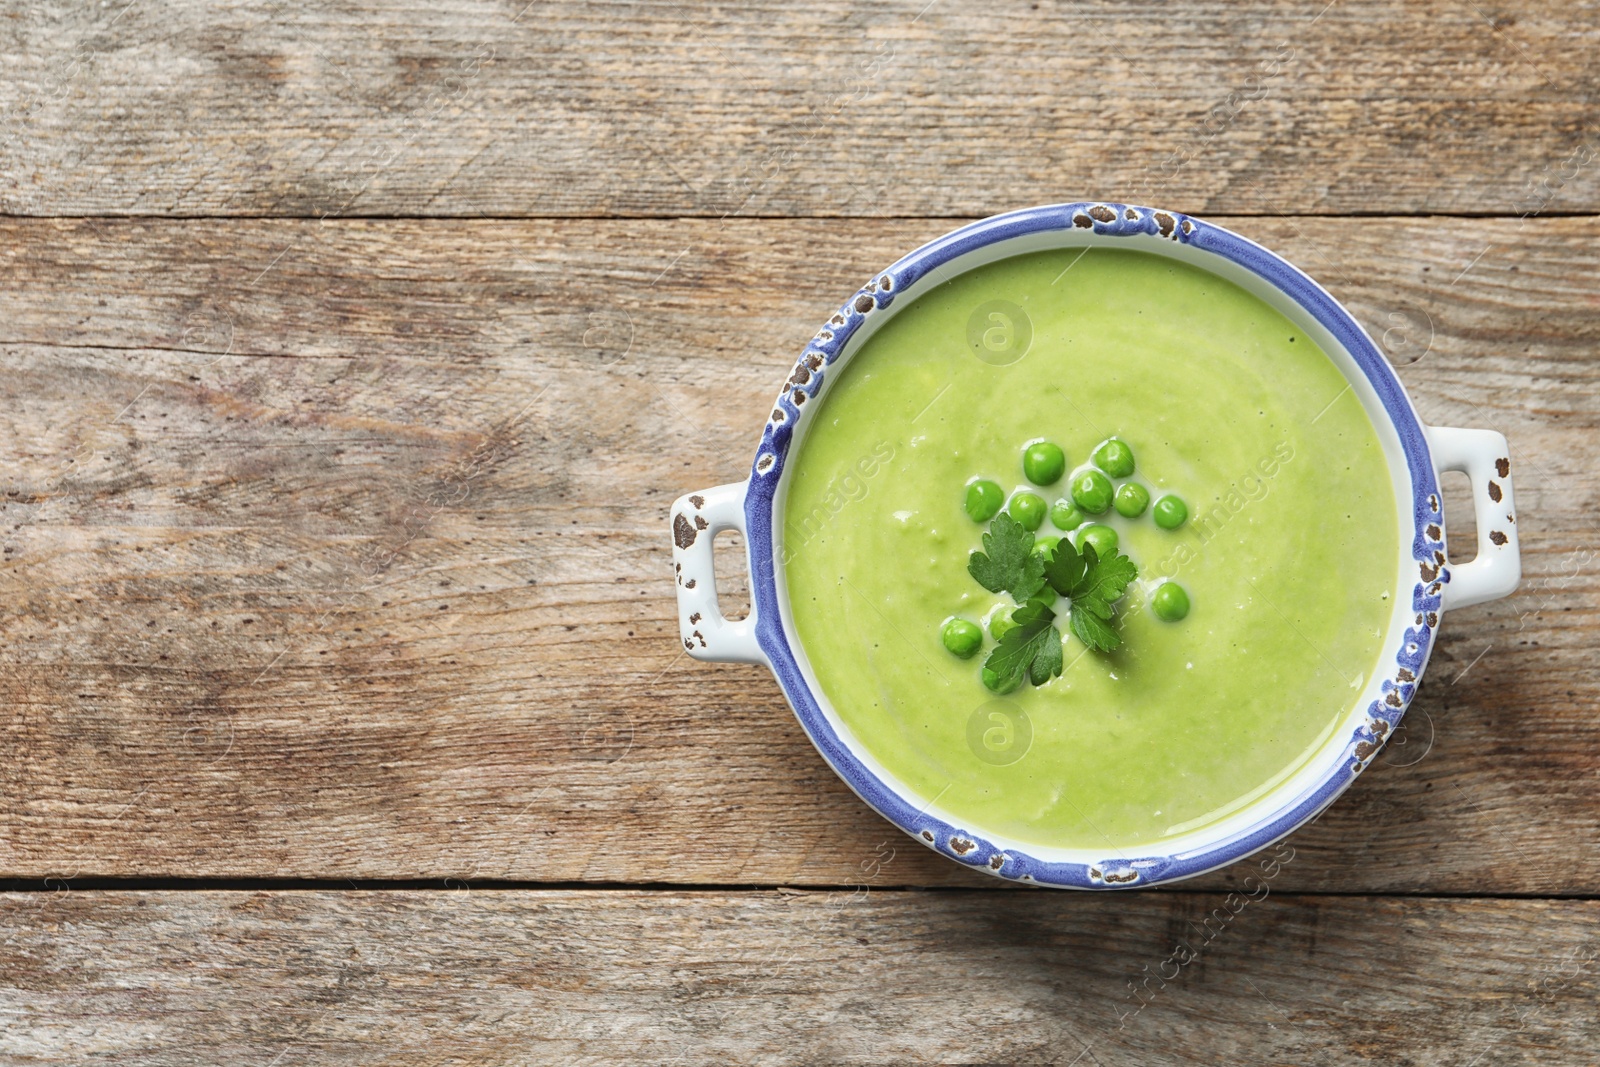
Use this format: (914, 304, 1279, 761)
(741, 202, 1444, 889)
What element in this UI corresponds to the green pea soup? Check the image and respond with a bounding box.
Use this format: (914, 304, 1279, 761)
(780, 248, 1399, 853)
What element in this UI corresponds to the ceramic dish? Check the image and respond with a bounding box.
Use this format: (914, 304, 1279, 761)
(669, 202, 1520, 889)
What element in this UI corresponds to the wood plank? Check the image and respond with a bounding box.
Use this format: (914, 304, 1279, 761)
(1, 889, 1597, 1063)
(0, 216, 1596, 891)
(2, 1, 1597, 217)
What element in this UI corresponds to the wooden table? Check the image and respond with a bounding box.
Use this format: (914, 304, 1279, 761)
(2, 1, 1597, 1062)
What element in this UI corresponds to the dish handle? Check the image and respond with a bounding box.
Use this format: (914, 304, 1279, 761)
(1427, 426, 1521, 611)
(670, 480, 768, 665)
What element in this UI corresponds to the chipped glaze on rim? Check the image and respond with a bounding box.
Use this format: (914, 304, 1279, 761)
(742, 202, 1447, 889)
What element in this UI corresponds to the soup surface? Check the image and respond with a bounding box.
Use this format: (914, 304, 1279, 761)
(781, 247, 1398, 851)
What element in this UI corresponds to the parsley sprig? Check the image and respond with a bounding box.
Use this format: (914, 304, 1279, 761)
(971, 526, 1139, 693)
(1051, 539, 1137, 654)
(966, 513, 1046, 602)
(984, 597, 1064, 691)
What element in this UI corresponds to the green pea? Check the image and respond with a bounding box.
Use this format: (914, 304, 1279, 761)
(1114, 482, 1150, 518)
(1070, 469, 1114, 514)
(965, 479, 1004, 522)
(1153, 494, 1189, 530)
(941, 617, 984, 659)
(1050, 500, 1083, 531)
(1022, 441, 1066, 486)
(1079, 523, 1118, 559)
(1008, 491, 1046, 531)
(1152, 581, 1190, 622)
(1033, 535, 1061, 559)
(982, 665, 1023, 695)
(988, 606, 1018, 641)
(1093, 438, 1136, 478)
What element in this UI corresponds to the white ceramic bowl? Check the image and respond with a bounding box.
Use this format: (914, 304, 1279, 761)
(670, 203, 1520, 889)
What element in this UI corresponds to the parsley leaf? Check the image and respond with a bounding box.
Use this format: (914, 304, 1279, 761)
(1025, 618, 1065, 684)
(1070, 543, 1139, 614)
(1042, 535, 1088, 596)
(1068, 606, 1120, 652)
(1042, 539, 1140, 653)
(982, 598, 1063, 691)
(967, 512, 1046, 602)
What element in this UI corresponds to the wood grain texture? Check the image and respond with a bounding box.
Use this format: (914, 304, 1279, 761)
(1, 0, 1598, 217)
(0, 215, 1596, 891)
(2, 888, 1598, 1065)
